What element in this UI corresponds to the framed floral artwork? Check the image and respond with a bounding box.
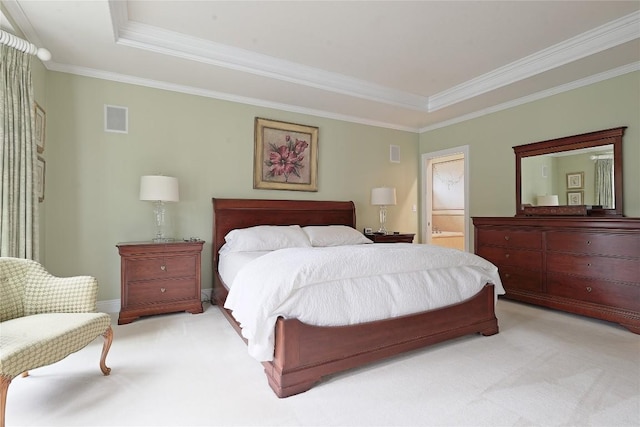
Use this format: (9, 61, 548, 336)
(35, 102, 46, 153)
(567, 191, 583, 206)
(36, 156, 46, 202)
(253, 117, 318, 191)
(566, 171, 584, 189)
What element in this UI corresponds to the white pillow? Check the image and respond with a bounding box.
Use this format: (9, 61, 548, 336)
(303, 225, 372, 247)
(223, 225, 311, 253)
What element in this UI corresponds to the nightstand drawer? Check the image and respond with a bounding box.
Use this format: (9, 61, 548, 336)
(127, 278, 197, 306)
(127, 255, 196, 281)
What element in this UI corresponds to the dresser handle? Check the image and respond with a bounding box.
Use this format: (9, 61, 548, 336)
(504, 236, 510, 241)
(586, 263, 591, 267)
(586, 240, 591, 245)
(160, 288, 166, 293)
(504, 273, 510, 279)
(586, 287, 592, 293)
(160, 265, 166, 271)
(505, 253, 510, 258)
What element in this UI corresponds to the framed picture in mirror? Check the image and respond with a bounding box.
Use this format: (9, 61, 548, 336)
(567, 191, 583, 206)
(566, 172, 584, 189)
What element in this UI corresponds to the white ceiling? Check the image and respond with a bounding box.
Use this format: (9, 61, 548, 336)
(3, 0, 640, 132)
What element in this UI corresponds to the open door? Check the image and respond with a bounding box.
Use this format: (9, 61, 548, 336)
(421, 146, 469, 251)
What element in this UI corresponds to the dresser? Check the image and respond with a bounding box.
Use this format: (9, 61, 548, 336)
(117, 240, 204, 324)
(473, 217, 640, 333)
(365, 233, 415, 243)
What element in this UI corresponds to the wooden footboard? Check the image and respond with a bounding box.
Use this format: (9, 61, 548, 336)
(213, 277, 497, 397)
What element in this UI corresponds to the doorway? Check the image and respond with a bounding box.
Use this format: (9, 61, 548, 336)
(421, 146, 469, 251)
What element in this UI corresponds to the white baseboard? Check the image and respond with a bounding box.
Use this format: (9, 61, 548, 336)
(97, 288, 213, 314)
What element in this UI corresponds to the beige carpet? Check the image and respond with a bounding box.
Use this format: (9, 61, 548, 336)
(5, 299, 639, 426)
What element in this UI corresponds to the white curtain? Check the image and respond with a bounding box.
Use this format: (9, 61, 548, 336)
(594, 159, 613, 209)
(0, 44, 39, 259)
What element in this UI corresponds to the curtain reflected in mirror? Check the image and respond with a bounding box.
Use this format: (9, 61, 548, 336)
(594, 158, 614, 208)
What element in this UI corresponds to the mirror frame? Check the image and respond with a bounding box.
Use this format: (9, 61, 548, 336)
(514, 127, 626, 217)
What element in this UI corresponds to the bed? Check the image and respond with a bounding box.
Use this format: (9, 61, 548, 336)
(211, 198, 501, 398)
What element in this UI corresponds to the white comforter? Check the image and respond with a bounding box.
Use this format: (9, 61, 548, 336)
(224, 243, 504, 361)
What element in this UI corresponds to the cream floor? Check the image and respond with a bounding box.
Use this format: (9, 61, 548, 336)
(5, 299, 639, 427)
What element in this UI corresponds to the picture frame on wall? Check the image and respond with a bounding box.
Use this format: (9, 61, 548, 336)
(35, 102, 46, 153)
(567, 191, 583, 206)
(566, 171, 584, 189)
(253, 117, 319, 192)
(36, 156, 46, 202)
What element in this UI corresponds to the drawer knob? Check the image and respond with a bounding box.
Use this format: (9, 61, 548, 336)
(504, 236, 510, 241)
(586, 263, 591, 267)
(160, 265, 166, 271)
(586, 240, 591, 245)
(505, 253, 510, 258)
(586, 286, 592, 293)
(504, 273, 510, 279)
(160, 287, 166, 293)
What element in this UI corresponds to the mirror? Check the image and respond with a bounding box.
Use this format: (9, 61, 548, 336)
(515, 127, 625, 217)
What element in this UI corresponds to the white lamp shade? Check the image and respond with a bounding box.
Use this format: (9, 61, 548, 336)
(140, 176, 179, 202)
(537, 195, 559, 206)
(371, 187, 397, 206)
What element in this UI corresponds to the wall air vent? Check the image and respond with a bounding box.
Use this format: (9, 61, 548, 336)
(390, 145, 400, 163)
(104, 105, 128, 133)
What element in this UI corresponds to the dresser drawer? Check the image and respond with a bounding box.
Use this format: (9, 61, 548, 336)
(126, 255, 196, 281)
(476, 228, 542, 250)
(499, 265, 543, 292)
(546, 231, 640, 257)
(547, 273, 640, 312)
(547, 253, 639, 283)
(477, 246, 542, 270)
(126, 278, 197, 306)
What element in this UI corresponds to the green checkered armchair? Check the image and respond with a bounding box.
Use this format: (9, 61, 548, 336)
(0, 257, 113, 427)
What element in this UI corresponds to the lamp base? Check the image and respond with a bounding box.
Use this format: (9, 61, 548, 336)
(152, 237, 175, 243)
(377, 205, 388, 235)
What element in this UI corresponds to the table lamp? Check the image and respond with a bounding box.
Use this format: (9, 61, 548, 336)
(140, 175, 179, 242)
(371, 187, 396, 234)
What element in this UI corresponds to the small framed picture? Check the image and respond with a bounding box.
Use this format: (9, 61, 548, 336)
(36, 156, 46, 202)
(567, 191, 583, 206)
(35, 102, 46, 153)
(566, 172, 584, 189)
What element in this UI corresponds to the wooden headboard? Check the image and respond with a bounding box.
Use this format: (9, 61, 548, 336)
(211, 198, 356, 270)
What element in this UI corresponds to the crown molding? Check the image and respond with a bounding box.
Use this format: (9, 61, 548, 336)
(108, 1, 428, 112)
(45, 61, 420, 133)
(428, 11, 640, 112)
(109, 2, 639, 115)
(1, 0, 44, 46)
(420, 62, 640, 133)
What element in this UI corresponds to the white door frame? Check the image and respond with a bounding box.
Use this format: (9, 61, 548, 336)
(421, 145, 470, 251)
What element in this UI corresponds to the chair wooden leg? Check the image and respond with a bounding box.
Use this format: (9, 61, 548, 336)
(1, 375, 11, 427)
(100, 326, 113, 376)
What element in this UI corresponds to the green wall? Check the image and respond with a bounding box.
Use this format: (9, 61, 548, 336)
(33, 66, 640, 304)
(419, 72, 640, 239)
(42, 72, 419, 301)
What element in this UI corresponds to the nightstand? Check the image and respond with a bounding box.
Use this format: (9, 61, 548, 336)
(116, 240, 204, 324)
(365, 233, 415, 243)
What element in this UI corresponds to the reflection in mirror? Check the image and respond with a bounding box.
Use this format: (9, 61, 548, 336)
(514, 127, 625, 217)
(521, 145, 614, 208)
